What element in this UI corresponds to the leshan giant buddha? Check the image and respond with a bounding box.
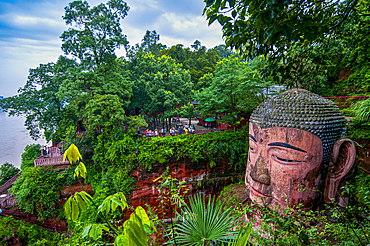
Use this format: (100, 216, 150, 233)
(245, 89, 356, 210)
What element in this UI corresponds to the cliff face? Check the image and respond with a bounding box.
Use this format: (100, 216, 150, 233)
(128, 158, 244, 218)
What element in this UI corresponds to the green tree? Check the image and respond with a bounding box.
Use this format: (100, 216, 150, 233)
(139, 30, 167, 56)
(60, 0, 129, 69)
(202, 0, 365, 92)
(61, 144, 155, 246)
(10, 166, 73, 219)
(331, 1, 370, 96)
(161, 41, 223, 90)
(126, 52, 193, 128)
(0, 56, 77, 141)
(179, 102, 197, 126)
(195, 56, 271, 131)
(209, 44, 234, 59)
(126, 30, 167, 60)
(21, 144, 41, 171)
(0, 163, 19, 187)
(57, 0, 134, 134)
(203, 0, 359, 61)
(83, 94, 126, 135)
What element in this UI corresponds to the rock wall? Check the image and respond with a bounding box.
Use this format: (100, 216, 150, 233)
(128, 158, 244, 218)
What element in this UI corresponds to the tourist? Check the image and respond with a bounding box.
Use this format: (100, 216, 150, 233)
(185, 127, 189, 135)
(154, 129, 158, 136)
(190, 125, 195, 134)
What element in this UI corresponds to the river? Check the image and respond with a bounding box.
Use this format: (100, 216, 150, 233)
(0, 112, 47, 168)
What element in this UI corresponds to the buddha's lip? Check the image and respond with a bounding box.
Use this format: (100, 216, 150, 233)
(250, 186, 271, 198)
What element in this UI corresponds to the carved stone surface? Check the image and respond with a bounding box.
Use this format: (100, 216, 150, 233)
(128, 159, 242, 219)
(246, 89, 356, 210)
(60, 183, 93, 198)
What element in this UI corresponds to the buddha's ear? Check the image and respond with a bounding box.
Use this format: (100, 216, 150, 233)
(324, 139, 356, 204)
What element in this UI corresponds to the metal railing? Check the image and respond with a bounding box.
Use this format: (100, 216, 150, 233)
(325, 96, 369, 109)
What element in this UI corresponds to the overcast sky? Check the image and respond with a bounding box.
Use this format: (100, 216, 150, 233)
(0, 0, 224, 97)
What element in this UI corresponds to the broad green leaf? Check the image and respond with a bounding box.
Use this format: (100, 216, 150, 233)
(89, 224, 97, 238)
(64, 198, 72, 220)
(74, 162, 87, 179)
(135, 206, 151, 227)
(105, 198, 111, 215)
(71, 197, 79, 222)
(125, 221, 147, 246)
(82, 224, 92, 238)
(79, 191, 93, 202)
(114, 235, 128, 246)
(75, 194, 86, 210)
(63, 143, 82, 163)
(93, 224, 100, 240)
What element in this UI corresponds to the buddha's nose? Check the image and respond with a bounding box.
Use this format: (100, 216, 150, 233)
(250, 156, 271, 185)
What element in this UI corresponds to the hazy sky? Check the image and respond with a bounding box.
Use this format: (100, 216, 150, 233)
(0, 0, 224, 97)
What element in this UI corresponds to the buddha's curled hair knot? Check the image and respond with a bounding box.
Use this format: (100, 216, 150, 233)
(250, 89, 346, 163)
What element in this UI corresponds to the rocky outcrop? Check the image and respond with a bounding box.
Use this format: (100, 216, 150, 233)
(128, 158, 244, 218)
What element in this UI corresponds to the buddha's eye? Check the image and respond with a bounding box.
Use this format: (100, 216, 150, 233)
(249, 147, 256, 152)
(272, 155, 301, 163)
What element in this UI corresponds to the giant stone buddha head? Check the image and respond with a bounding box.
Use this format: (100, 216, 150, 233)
(245, 89, 356, 210)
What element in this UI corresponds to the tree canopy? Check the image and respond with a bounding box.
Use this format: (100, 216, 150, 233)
(1, 0, 134, 141)
(195, 56, 272, 130)
(203, 0, 370, 95)
(61, 0, 129, 69)
(203, 0, 358, 60)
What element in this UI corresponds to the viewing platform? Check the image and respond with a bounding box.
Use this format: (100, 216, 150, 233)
(34, 147, 69, 167)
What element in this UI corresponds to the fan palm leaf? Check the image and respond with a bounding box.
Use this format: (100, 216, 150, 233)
(170, 193, 242, 246)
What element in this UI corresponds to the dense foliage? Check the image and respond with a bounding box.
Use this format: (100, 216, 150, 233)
(195, 56, 272, 129)
(92, 129, 248, 173)
(10, 167, 74, 219)
(0, 216, 60, 246)
(0, 163, 19, 187)
(20, 144, 41, 171)
(1, 0, 370, 244)
(203, 0, 370, 98)
(171, 194, 242, 245)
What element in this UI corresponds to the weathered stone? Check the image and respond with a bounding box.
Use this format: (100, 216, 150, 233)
(246, 89, 356, 210)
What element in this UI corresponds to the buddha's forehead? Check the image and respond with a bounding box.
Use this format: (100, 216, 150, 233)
(249, 122, 322, 150)
(249, 89, 346, 163)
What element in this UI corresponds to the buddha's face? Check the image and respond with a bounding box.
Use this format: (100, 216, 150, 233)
(245, 123, 323, 210)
